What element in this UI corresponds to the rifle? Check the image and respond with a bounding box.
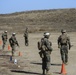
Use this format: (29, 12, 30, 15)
(16, 41, 19, 47)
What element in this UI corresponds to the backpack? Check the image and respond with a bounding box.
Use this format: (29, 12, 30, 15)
(60, 34, 68, 44)
(37, 38, 47, 51)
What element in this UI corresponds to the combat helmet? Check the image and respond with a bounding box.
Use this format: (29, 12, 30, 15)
(44, 32, 50, 38)
(12, 33, 16, 36)
(61, 29, 66, 33)
(4, 31, 7, 33)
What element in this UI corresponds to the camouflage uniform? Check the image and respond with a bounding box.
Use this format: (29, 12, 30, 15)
(1, 31, 8, 50)
(58, 29, 71, 64)
(9, 33, 19, 56)
(24, 28, 28, 46)
(39, 32, 52, 75)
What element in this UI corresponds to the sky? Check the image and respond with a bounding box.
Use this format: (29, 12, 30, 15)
(0, 0, 76, 14)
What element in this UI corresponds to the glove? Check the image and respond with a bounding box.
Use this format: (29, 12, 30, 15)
(69, 45, 73, 50)
(69, 45, 71, 50)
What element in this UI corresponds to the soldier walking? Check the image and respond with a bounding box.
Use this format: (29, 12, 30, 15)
(24, 27, 29, 46)
(1, 31, 8, 50)
(38, 32, 53, 75)
(9, 33, 19, 56)
(57, 29, 71, 65)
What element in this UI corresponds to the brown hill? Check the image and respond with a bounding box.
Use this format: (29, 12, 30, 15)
(0, 8, 76, 33)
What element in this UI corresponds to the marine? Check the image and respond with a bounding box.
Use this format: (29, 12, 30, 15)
(57, 29, 71, 65)
(38, 32, 53, 75)
(1, 31, 8, 50)
(24, 27, 29, 46)
(9, 33, 19, 56)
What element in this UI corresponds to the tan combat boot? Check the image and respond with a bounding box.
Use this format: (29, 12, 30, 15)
(46, 70, 52, 75)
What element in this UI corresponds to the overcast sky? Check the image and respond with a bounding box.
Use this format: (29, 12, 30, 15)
(0, 0, 76, 14)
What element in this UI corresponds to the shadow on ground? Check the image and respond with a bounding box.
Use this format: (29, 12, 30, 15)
(51, 63, 62, 66)
(11, 70, 41, 75)
(31, 62, 42, 65)
(31, 62, 61, 66)
(53, 72, 61, 74)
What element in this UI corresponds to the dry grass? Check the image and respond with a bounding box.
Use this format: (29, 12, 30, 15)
(0, 8, 76, 33)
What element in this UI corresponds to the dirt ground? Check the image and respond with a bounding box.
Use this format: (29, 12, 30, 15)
(0, 32, 76, 75)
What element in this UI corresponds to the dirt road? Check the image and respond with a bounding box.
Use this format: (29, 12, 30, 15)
(0, 32, 76, 75)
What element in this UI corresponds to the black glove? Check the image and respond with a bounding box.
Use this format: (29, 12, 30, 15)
(69, 45, 73, 50)
(69, 46, 71, 50)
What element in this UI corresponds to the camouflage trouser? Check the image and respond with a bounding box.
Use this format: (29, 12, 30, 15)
(60, 45, 68, 63)
(42, 56, 50, 70)
(25, 38, 28, 46)
(42, 53, 51, 75)
(2, 40, 7, 49)
(11, 45, 16, 56)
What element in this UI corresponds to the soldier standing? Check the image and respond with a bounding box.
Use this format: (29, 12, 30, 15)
(1, 31, 8, 50)
(38, 32, 53, 75)
(9, 33, 19, 56)
(57, 29, 71, 65)
(24, 27, 29, 46)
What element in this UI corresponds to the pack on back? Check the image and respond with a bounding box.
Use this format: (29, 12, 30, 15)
(60, 34, 68, 44)
(37, 38, 47, 51)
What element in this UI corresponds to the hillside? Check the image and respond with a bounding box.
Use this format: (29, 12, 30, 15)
(0, 8, 76, 33)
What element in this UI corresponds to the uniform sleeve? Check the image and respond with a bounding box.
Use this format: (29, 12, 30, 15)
(45, 39, 53, 51)
(67, 36, 71, 46)
(9, 38, 11, 43)
(6, 34, 8, 39)
(57, 35, 61, 45)
(2, 34, 4, 40)
(49, 41, 52, 46)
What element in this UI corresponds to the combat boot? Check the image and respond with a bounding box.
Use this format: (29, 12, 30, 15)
(46, 70, 52, 75)
(65, 62, 68, 65)
(42, 69, 45, 75)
